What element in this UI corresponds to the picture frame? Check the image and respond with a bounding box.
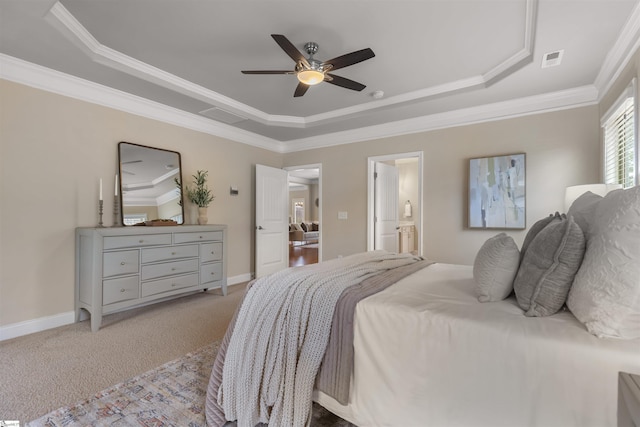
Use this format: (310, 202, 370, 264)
(468, 153, 526, 229)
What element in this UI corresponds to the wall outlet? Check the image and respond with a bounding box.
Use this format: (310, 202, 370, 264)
(338, 211, 348, 220)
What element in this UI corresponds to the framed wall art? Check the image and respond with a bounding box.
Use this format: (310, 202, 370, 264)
(469, 153, 526, 229)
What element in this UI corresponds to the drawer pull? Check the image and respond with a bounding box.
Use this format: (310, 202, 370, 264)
(139, 239, 144, 243)
(171, 252, 177, 255)
(171, 267, 177, 271)
(120, 288, 126, 293)
(199, 235, 203, 239)
(172, 283, 177, 287)
(120, 261, 126, 266)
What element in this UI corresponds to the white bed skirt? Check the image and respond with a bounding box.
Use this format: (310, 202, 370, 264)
(314, 263, 640, 427)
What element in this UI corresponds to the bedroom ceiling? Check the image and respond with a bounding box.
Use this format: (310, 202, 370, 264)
(1, 0, 639, 152)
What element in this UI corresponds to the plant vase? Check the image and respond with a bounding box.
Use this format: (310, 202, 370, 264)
(197, 207, 208, 225)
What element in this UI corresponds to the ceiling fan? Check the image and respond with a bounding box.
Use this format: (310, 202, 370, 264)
(242, 34, 375, 97)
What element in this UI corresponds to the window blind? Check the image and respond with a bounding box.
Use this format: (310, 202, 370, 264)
(603, 86, 636, 189)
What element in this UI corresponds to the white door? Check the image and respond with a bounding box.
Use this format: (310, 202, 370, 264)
(374, 162, 400, 252)
(255, 164, 289, 278)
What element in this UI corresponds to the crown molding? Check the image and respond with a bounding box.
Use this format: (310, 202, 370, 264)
(0, 53, 285, 152)
(594, 1, 640, 99)
(44, 0, 538, 130)
(282, 85, 599, 153)
(0, 53, 603, 154)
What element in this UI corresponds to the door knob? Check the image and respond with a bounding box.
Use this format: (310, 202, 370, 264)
(257, 226, 264, 230)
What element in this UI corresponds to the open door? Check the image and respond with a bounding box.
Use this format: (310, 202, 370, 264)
(255, 164, 289, 278)
(374, 162, 399, 252)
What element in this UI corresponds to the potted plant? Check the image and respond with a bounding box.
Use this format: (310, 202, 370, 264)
(185, 170, 215, 224)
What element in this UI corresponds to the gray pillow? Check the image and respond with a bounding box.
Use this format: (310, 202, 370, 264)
(513, 216, 585, 317)
(520, 212, 562, 263)
(567, 186, 640, 339)
(567, 191, 603, 237)
(473, 233, 520, 302)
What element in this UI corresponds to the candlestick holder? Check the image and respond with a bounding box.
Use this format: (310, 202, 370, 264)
(112, 196, 122, 227)
(97, 199, 105, 228)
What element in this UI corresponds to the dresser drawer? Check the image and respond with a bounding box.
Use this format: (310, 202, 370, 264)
(174, 231, 222, 244)
(104, 234, 171, 250)
(103, 250, 139, 278)
(200, 242, 223, 263)
(201, 262, 223, 285)
(141, 259, 199, 281)
(103, 276, 139, 305)
(141, 273, 199, 297)
(141, 245, 198, 264)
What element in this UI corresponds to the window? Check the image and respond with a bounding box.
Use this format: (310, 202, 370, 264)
(292, 199, 305, 224)
(602, 79, 637, 189)
(123, 214, 147, 225)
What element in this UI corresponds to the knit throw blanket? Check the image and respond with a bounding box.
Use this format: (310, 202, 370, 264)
(216, 251, 422, 427)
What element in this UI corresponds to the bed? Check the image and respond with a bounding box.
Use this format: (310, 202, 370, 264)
(206, 185, 640, 427)
(313, 262, 640, 426)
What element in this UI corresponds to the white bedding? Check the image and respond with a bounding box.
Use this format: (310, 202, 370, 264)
(314, 263, 640, 427)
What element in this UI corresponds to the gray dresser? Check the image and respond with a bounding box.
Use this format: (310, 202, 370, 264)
(76, 225, 227, 331)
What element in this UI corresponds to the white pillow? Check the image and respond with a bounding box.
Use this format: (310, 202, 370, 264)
(567, 186, 640, 339)
(473, 233, 520, 302)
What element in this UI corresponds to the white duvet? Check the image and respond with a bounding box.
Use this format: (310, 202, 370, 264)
(314, 263, 640, 427)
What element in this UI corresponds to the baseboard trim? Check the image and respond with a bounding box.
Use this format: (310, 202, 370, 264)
(0, 311, 75, 342)
(0, 273, 252, 341)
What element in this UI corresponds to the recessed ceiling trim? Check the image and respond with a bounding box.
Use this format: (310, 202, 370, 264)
(594, 0, 640, 99)
(44, 0, 538, 130)
(45, 1, 273, 125)
(284, 85, 599, 153)
(0, 55, 602, 154)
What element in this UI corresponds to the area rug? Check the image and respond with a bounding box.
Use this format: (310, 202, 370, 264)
(26, 342, 354, 427)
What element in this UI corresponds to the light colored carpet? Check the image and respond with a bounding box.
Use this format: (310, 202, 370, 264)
(24, 342, 354, 427)
(0, 285, 245, 424)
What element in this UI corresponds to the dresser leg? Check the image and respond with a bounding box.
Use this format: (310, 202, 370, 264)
(90, 312, 102, 332)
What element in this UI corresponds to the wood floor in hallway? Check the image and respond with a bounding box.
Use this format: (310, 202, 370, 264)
(289, 243, 318, 267)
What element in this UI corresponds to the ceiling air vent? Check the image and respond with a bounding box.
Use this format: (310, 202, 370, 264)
(541, 50, 564, 68)
(199, 107, 247, 124)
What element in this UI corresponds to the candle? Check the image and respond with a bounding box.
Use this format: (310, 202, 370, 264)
(115, 174, 118, 196)
(99, 178, 103, 201)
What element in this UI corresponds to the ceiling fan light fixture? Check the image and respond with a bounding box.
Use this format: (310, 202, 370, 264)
(297, 69, 324, 86)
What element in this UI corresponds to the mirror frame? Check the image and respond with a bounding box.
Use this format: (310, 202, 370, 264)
(118, 141, 184, 226)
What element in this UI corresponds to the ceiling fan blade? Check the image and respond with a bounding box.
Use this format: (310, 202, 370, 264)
(241, 70, 294, 74)
(271, 34, 310, 67)
(324, 48, 375, 71)
(324, 74, 366, 91)
(294, 82, 310, 97)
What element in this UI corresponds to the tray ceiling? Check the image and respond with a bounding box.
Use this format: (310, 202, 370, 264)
(1, 0, 639, 152)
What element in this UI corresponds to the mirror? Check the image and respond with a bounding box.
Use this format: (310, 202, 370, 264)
(118, 141, 184, 226)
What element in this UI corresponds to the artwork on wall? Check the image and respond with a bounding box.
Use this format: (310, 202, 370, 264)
(469, 153, 526, 229)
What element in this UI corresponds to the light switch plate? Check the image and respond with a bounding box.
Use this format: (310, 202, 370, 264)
(338, 211, 348, 220)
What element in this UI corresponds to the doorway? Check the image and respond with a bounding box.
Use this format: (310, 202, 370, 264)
(286, 165, 322, 267)
(367, 152, 423, 256)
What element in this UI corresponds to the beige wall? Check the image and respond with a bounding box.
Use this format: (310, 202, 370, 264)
(285, 106, 601, 263)
(0, 79, 281, 326)
(0, 78, 606, 329)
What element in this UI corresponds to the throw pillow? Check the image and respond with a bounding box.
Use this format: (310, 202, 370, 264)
(520, 212, 562, 263)
(473, 233, 520, 302)
(311, 222, 319, 231)
(300, 222, 308, 232)
(567, 191, 603, 237)
(567, 186, 640, 339)
(513, 216, 585, 317)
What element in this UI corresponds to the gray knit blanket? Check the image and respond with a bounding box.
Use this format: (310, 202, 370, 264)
(206, 251, 424, 427)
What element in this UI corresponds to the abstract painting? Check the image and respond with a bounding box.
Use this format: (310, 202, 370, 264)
(469, 153, 526, 229)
